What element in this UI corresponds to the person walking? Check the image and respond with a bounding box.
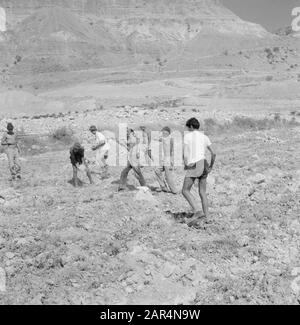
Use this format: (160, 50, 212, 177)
(118, 128, 146, 191)
(182, 118, 216, 226)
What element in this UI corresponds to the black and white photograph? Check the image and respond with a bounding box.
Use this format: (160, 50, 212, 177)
(0, 0, 299, 308)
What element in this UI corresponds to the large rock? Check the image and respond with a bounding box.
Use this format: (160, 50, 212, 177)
(248, 173, 266, 185)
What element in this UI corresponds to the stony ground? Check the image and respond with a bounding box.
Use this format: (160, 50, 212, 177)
(0, 125, 299, 305)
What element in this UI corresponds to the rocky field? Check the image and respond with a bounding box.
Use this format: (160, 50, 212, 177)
(0, 0, 300, 307)
(0, 121, 299, 305)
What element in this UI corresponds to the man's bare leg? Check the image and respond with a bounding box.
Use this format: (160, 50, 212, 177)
(155, 167, 169, 192)
(72, 166, 80, 187)
(199, 178, 209, 217)
(132, 166, 146, 187)
(101, 154, 109, 176)
(182, 177, 199, 212)
(86, 167, 94, 184)
(119, 163, 132, 191)
(165, 168, 178, 194)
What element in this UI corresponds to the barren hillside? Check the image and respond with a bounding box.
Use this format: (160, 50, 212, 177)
(0, 0, 277, 73)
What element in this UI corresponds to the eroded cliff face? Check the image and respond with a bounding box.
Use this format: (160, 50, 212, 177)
(0, 0, 269, 37)
(0, 0, 272, 71)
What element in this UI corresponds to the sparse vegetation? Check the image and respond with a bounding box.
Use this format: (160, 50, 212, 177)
(51, 126, 74, 144)
(203, 116, 298, 135)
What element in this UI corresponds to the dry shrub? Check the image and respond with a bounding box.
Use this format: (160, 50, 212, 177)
(52, 127, 74, 144)
(203, 116, 299, 135)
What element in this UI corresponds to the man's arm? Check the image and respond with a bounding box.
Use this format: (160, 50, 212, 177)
(84, 159, 94, 184)
(207, 146, 216, 172)
(170, 138, 174, 166)
(170, 138, 174, 157)
(92, 140, 105, 151)
(72, 165, 79, 187)
(147, 131, 151, 146)
(183, 143, 189, 167)
(16, 135, 21, 154)
(1, 134, 7, 146)
(16, 143, 21, 154)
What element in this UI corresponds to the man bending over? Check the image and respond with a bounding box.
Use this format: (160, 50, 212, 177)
(70, 142, 93, 187)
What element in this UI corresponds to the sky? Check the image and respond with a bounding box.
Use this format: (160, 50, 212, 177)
(223, 0, 300, 31)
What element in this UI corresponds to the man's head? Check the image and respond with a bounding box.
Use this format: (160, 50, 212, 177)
(72, 142, 84, 154)
(140, 126, 147, 132)
(127, 128, 134, 135)
(186, 118, 200, 131)
(161, 126, 171, 138)
(89, 125, 97, 135)
(7, 123, 14, 132)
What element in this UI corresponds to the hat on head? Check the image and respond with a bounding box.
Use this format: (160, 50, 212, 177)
(89, 125, 97, 132)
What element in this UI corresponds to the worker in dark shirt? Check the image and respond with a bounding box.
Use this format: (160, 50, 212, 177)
(70, 143, 93, 187)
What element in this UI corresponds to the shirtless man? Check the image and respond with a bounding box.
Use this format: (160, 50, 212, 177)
(155, 127, 178, 194)
(118, 128, 146, 191)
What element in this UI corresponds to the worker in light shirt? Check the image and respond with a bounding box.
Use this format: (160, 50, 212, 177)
(182, 118, 216, 227)
(89, 125, 110, 177)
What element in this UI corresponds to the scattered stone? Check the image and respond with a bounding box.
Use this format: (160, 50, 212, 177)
(162, 262, 176, 278)
(135, 187, 158, 205)
(5, 252, 15, 260)
(0, 237, 5, 248)
(125, 286, 134, 294)
(174, 289, 197, 305)
(237, 236, 250, 247)
(248, 188, 256, 197)
(249, 173, 266, 185)
(31, 145, 41, 150)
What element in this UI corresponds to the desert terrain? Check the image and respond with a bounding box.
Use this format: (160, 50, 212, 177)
(0, 0, 299, 305)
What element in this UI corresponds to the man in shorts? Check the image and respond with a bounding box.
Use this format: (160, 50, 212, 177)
(118, 128, 146, 191)
(182, 118, 216, 226)
(155, 126, 178, 194)
(70, 142, 93, 187)
(1, 123, 21, 180)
